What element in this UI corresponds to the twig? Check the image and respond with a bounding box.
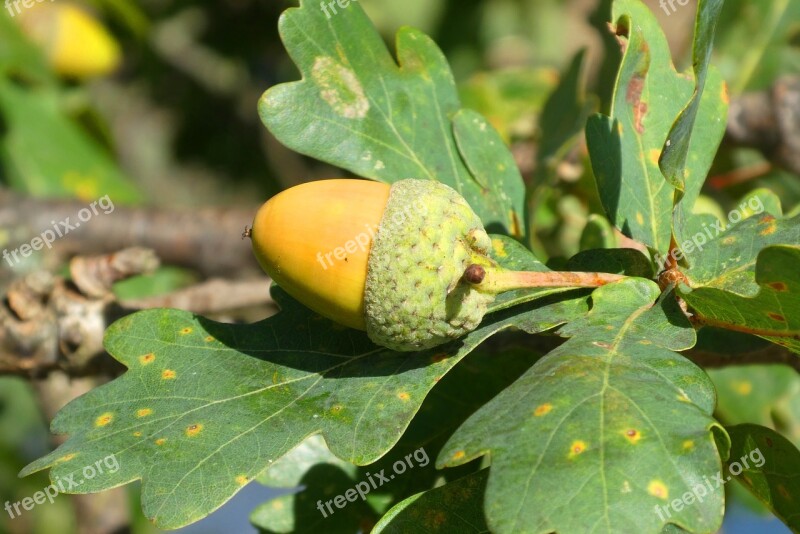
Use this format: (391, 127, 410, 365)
(0, 190, 261, 277)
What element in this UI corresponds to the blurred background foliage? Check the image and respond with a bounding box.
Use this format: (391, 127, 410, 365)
(0, 0, 798, 532)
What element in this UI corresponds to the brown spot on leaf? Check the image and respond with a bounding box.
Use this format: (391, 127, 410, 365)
(626, 74, 648, 133)
(624, 429, 641, 444)
(768, 313, 786, 322)
(139, 353, 155, 365)
(534, 403, 553, 417)
(768, 282, 788, 292)
(431, 352, 448, 363)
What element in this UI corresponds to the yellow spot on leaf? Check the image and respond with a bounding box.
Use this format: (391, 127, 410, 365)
(759, 223, 777, 236)
(133, 431, 142, 437)
(492, 238, 508, 258)
(205, 336, 215, 342)
(180, 327, 193, 335)
(568, 440, 587, 459)
(139, 353, 156, 365)
(155, 438, 167, 446)
(162, 369, 177, 380)
(721, 82, 730, 105)
(733, 381, 752, 395)
(186, 424, 204, 437)
(56, 453, 77, 463)
(397, 392, 410, 401)
(452, 450, 465, 461)
(677, 392, 691, 403)
(137, 408, 153, 418)
(534, 403, 553, 417)
(682, 440, 694, 451)
(722, 236, 736, 245)
(95, 412, 114, 427)
(648, 149, 661, 164)
(648, 480, 669, 500)
(624, 429, 641, 444)
(272, 500, 285, 510)
(639, 340, 652, 345)
(236, 475, 249, 486)
(636, 212, 644, 225)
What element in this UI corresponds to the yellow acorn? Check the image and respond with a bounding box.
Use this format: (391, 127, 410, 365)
(251, 179, 390, 331)
(251, 179, 624, 352)
(16, 3, 121, 79)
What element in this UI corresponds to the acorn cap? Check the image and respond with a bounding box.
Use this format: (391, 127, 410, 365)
(364, 180, 497, 351)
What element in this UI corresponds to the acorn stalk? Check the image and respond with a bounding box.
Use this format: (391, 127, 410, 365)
(461, 264, 625, 293)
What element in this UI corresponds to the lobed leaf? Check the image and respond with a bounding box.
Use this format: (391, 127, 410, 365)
(439, 279, 726, 534)
(586, 0, 727, 256)
(259, 0, 524, 236)
(726, 424, 800, 530)
(21, 237, 589, 529)
(678, 214, 800, 353)
(372, 470, 490, 534)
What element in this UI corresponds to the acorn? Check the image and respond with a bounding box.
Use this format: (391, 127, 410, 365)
(16, 3, 121, 79)
(251, 179, 624, 352)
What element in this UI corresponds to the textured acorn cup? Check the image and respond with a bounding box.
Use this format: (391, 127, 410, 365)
(363, 180, 498, 351)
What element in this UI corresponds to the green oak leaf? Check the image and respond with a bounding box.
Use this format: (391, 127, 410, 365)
(0, 79, 142, 201)
(586, 0, 727, 256)
(678, 212, 800, 353)
(439, 279, 726, 534)
(580, 214, 618, 251)
(659, 0, 724, 193)
(679, 214, 800, 295)
(567, 248, 654, 278)
(20, 237, 588, 529)
(259, 0, 523, 236)
(726, 424, 800, 530)
(709, 366, 800, 448)
(660, 0, 726, 249)
(373, 469, 490, 534)
(252, 346, 542, 533)
(683, 245, 800, 354)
